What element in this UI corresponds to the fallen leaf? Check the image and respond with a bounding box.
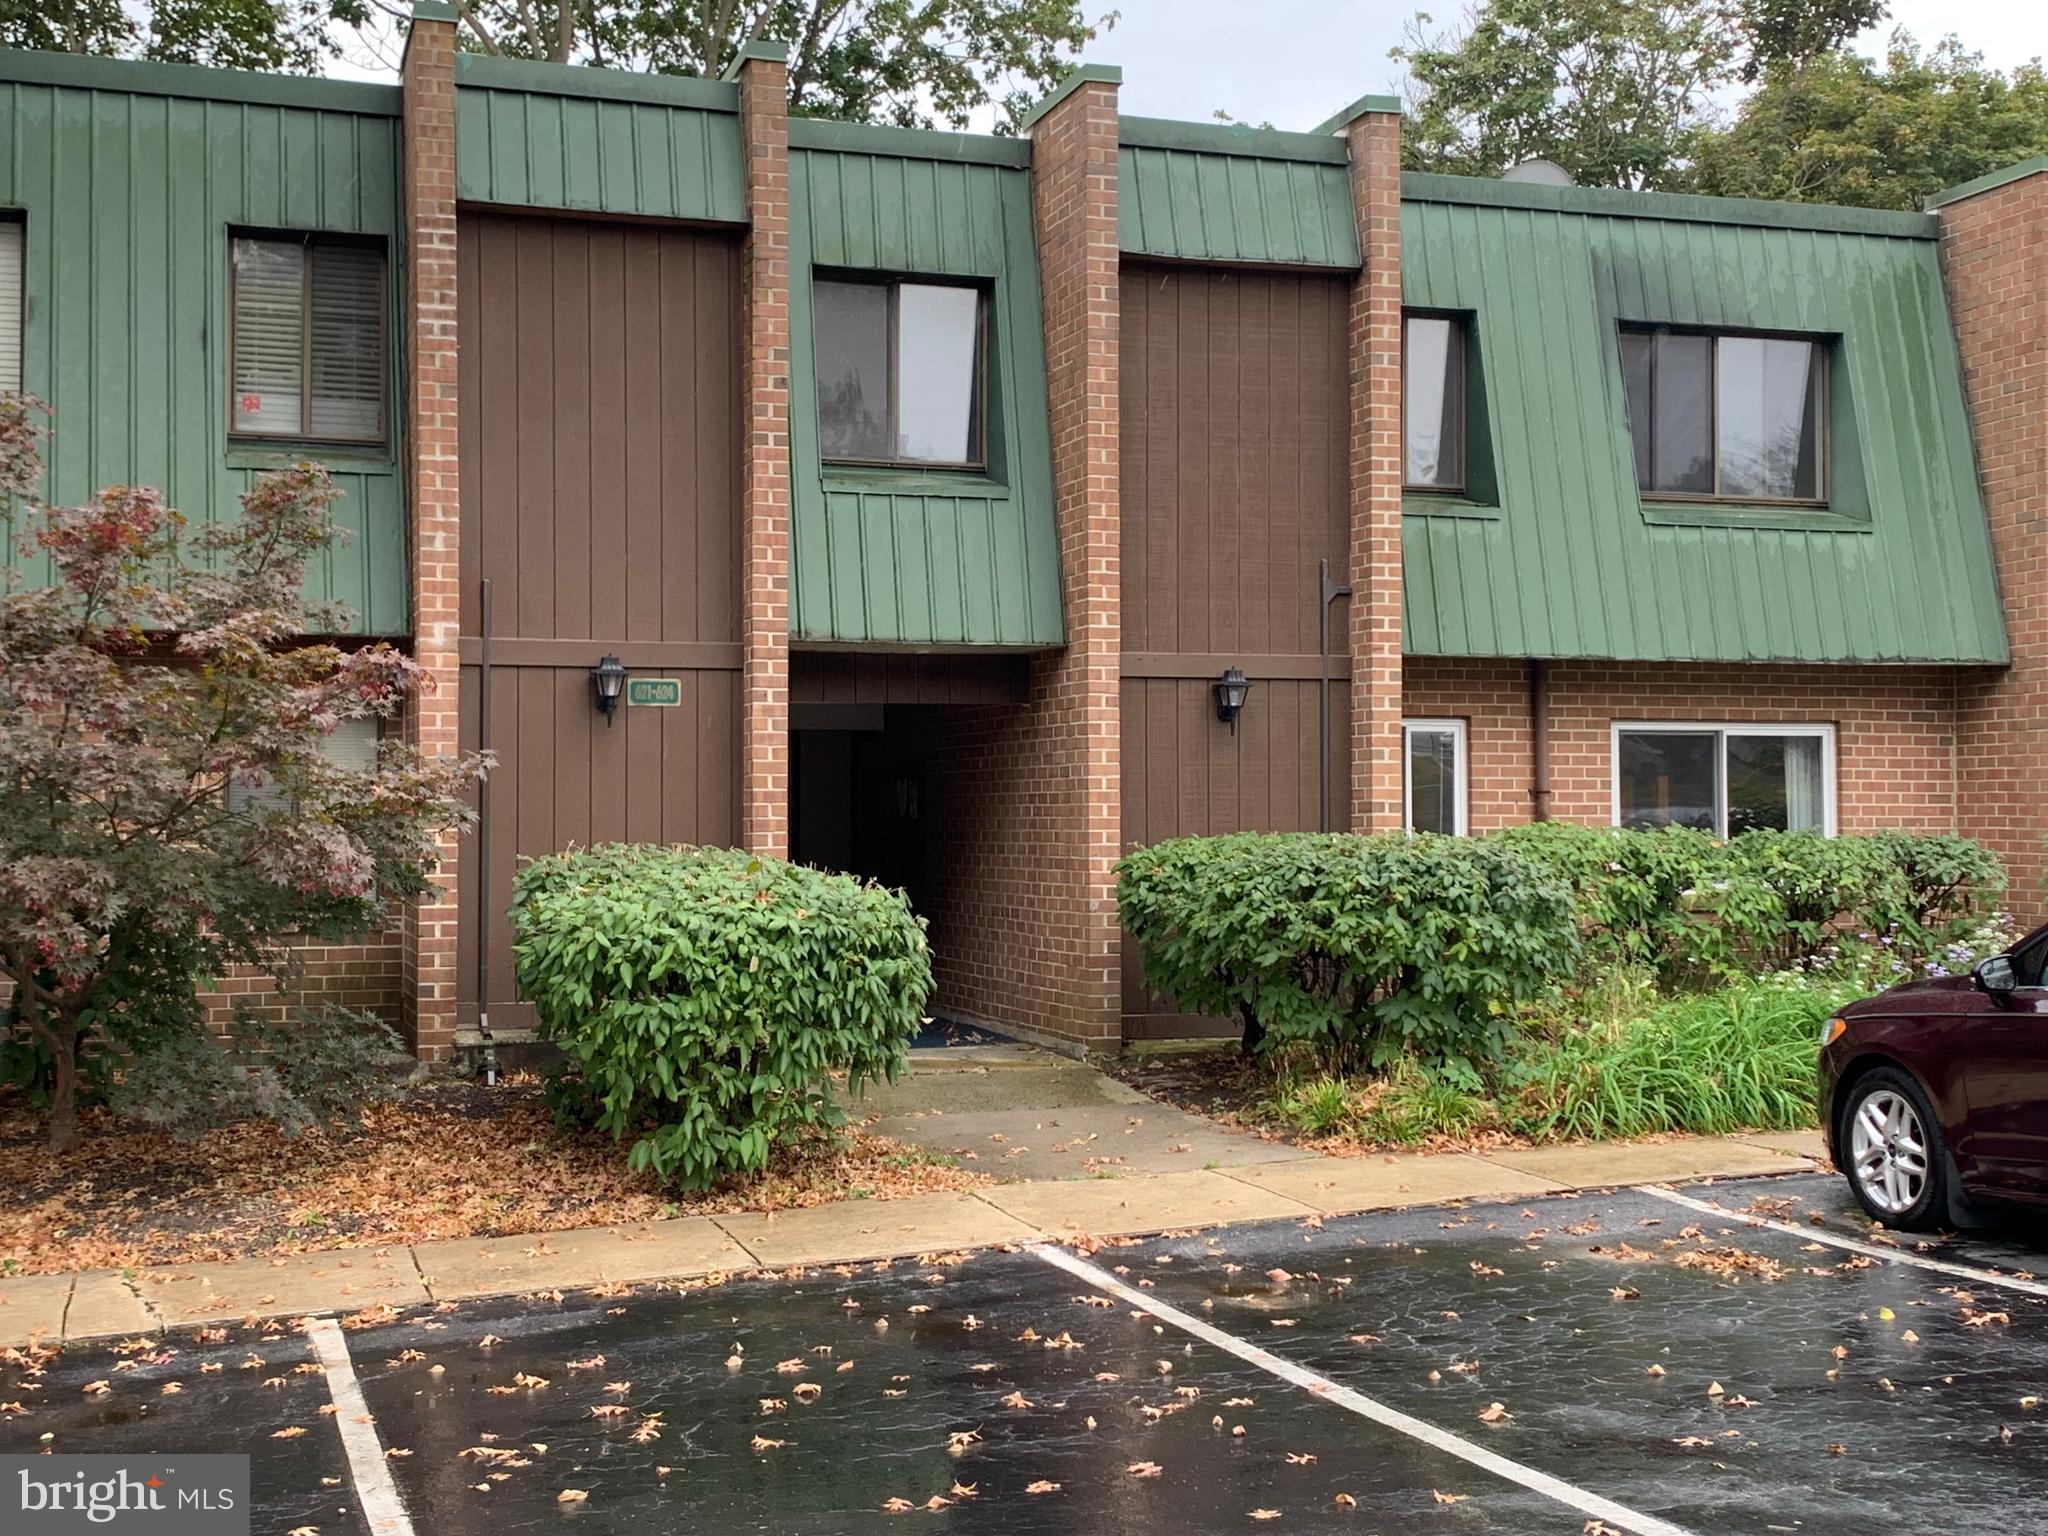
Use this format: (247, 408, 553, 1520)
(1127, 1461, 1163, 1478)
(1025, 1480, 1061, 1495)
(1477, 1402, 1511, 1424)
(556, 1489, 588, 1505)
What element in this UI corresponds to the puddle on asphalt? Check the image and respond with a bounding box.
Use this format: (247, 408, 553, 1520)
(343, 1257, 1562, 1534)
(1115, 1174, 2048, 1536)
(0, 1322, 358, 1534)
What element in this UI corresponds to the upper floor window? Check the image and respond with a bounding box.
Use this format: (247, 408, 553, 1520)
(1618, 326, 1826, 504)
(815, 275, 986, 468)
(1403, 313, 1465, 491)
(0, 215, 23, 394)
(230, 234, 386, 444)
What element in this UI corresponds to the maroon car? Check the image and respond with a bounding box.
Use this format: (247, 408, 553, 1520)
(1820, 925, 2048, 1230)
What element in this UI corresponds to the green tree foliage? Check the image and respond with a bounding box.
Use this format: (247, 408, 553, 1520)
(1395, 0, 1882, 187)
(1687, 33, 2048, 209)
(453, 0, 1112, 129)
(0, 0, 368, 73)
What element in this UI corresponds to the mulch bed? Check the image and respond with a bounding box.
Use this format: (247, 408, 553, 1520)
(0, 1079, 985, 1278)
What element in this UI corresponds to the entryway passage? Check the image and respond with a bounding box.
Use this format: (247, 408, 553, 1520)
(17, 1171, 2048, 1534)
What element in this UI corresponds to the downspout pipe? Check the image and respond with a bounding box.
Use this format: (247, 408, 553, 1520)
(1529, 657, 1553, 823)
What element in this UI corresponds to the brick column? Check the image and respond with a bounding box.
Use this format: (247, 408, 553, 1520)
(1339, 103, 1405, 831)
(731, 42, 793, 858)
(1021, 66, 1123, 1049)
(399, 1, 461, 1059)
(1941, 160, 2048, 918)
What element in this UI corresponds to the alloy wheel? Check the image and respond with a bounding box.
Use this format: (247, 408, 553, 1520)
(1850, 1087, 1929, 1216)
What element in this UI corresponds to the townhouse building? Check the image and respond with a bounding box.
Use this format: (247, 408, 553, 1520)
(2, 6, 2041, 1054)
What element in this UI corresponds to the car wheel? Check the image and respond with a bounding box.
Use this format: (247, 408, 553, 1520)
(1840, 1067, 1952, 1232)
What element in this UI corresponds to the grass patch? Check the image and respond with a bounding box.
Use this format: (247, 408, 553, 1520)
(1256, 981, 1839, 1148)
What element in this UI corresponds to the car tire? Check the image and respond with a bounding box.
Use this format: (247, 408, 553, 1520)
(1838, 1066, 1954, 1233)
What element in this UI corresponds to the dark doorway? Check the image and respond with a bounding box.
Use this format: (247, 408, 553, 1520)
(790, 704, 928, 910)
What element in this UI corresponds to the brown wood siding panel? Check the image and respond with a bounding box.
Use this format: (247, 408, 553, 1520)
(1117, 264, 1351, 1033)
(456, 210, 743, 1024)
(790, 651, 1032, 705)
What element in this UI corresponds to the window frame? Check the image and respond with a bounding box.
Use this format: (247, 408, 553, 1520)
(227, 229, 390, 448)
(0, 210, 24, 396)
(1401, 310, 1467, 495)
(1609, 720, 1837, 837)
(813, 271, 991, 472)
(1402, 717, 1469, 836)
(1617, 324, 1830, 508)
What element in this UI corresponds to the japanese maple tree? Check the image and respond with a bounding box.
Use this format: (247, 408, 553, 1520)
(0, 395, 486, 1152)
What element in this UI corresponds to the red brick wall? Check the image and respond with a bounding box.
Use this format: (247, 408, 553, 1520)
(910, 74, 1128, 1052)
(1403, 656, 1969, 835)
(736, 52, 793, 859)
(1343, 110, 1405, 831)
(201, 925, 406, 1032)
(1942, 169, 2048, 919)
(399, 12, 463, 1059)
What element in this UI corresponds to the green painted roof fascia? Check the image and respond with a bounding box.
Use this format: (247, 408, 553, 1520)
(1120, 143, 1359, 268)
(1403, 171, 1938, 239)
(1016, 62, 1120, 131)
(1119, 115, 1348, 165)
(454, 53, 736, 111)
(789, 117, 1031, 167)
(1925, 154, 2048, 210)
(411, 1, 457, 21)
(0, 45, 399, 115)
(1398, 198, 2007, 666)
(1310, 92, 1402, 135)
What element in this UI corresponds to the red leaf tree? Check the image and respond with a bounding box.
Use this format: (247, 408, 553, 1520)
(0, 396, 489, 1151)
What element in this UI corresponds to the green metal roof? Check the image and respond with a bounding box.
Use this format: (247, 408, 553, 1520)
(1118, 118, 1359, 269)
(454, 55, 745, 223)
(1925, 153, 2048, 210)
(787, 146, 1063, 647)
(1400, 173, 2006, 665)
(0, 58, 407, 635)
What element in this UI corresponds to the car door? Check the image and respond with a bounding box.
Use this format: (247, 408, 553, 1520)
(1959, 934, 2048, 1197)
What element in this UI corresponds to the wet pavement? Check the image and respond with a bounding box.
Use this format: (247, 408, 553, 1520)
(7, 1169, 2048, 1535)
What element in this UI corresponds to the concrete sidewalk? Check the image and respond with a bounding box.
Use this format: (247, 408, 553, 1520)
(0, 1126, 1826, 1349)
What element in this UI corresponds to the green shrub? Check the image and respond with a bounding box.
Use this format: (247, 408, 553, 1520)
(1494, 823, 2003, 985)
(1504, 983, 1838, 1141)
(1117, 832, 1580, 1080)
(511, 844, 932, 1190)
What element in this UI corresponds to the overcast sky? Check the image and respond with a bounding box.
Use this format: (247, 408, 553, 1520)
(330, 0, 2045, 124)
(1112, 0, 2045, 128)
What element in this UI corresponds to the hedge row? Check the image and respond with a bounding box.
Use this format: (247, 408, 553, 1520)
(512, 843, 931, 1190)
(1118, 826, 2002, 1072)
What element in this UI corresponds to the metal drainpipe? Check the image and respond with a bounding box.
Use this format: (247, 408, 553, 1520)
(476, 578, 497, 1087)
(1529, 657, 1553, 823)
(1318, 560, 1353, 832)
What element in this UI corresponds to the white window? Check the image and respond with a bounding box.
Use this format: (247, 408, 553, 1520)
(0, 215, 23, 393)
(227, 717, 381, 815)
(1403, 718, 1468, 835)
(1612, 722, 1835, 836)
(231, 234, 386, 443)
(1402, 313, 1466, 491)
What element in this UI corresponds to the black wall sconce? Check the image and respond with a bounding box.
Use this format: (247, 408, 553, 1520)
(590, 653, 628, 726)
(1213, 666, 1251, 734)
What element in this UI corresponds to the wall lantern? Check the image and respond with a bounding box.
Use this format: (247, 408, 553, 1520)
(1213, 666, 1252, 734)
(590, 654, 629, 726)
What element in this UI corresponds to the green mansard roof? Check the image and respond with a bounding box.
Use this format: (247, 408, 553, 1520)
(1398, 174, 2007, 666)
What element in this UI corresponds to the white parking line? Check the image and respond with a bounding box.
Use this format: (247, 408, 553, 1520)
(1643, 1184, 2048, 1300)
(1029, 1242, 1697, 1536)
(306, 1318, 417, 1536)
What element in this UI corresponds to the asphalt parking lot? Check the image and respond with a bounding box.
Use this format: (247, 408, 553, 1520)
(7, 1169, 2048, 1535)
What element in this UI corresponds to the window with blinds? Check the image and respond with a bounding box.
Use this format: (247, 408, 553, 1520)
(230, 235, 385, 443)
(0, 216, 23, 394)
